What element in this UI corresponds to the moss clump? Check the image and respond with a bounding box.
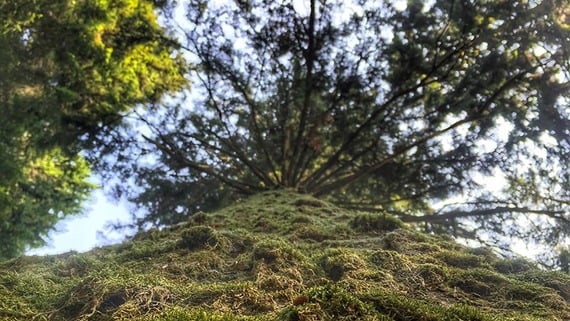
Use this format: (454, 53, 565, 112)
(291, 225, 334, 242)
(318, 249, 367, 282)
(349, 213, 404, 233)
(190, 212, 210, 225)
(279, 285, 381, 321)
(493, 257, 536, 274)
(436, 250, 487, 269)
(514, 270, 570, 302)
(251, 239, 306, 268)
(364, 290, 493, 321)
(415, 263, 449, 288)
(178, 226, 222, 251)
(139, 307, 265, 320)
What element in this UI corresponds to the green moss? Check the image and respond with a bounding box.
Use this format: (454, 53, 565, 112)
(251, 238, 307, 267)
(178, 226, 223, 251)
(364, 290, 484, 321)
(449, 268, 507, 297)
(291, 224, 334, 242)
(514, 270, 570, 302)
(140, 307, 267, 320)
(493, 257, 536, 274)
(1, 190, 569, 321)
(436, 250, 487, 269)
(349, 213, 404, 233)
(317, 248, 367, 282)
(380, 229, 433, 252)
(415, 263, 449, 286)
(301, 284, 380, 320)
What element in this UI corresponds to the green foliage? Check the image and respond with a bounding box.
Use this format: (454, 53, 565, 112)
(0, 0, 188, 260)
(0, 148, 93, 260)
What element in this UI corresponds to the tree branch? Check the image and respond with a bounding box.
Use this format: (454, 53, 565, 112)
(303, 40, 470, 190)
(400, 206, 567, 224)
(313, 114, 474, 196)
(141, 134, 263, 195)
(312, 62, 535, 196)
(192, 62, 278, 188)
(288, 0, 317, 186)
(212, 60, 281, 185)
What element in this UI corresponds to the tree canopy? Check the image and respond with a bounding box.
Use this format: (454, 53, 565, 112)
(99, 0, 570, 266)
(0, 0, 187, 260)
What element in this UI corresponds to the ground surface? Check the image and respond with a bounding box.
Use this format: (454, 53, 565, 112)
(2, 190, 570, 320)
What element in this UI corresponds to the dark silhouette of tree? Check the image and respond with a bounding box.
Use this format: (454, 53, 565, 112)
(104, 0, 570, 264)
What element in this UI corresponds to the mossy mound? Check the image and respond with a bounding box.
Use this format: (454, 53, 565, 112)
(2, 190, 570, 320)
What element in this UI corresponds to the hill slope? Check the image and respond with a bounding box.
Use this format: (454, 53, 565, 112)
(2, 190, 570, 320)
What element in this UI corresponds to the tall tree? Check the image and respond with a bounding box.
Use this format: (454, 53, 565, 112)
(0, 0, 187, 260)
(104, 0, 570, 265)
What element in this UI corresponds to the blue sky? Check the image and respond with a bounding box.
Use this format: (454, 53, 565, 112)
(27, 188, 131, 255)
